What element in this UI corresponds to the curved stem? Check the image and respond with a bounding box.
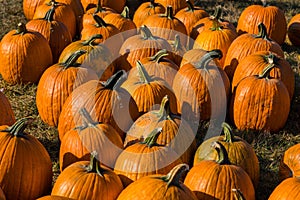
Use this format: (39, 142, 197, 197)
(158, 95, 171, 119)
(121, 6, 130, 19)
(148, 49, 169, 63)
(255, 23, 270, 41)
(186, 0, 194, 12)
(15, 23, 27, 35)
(62, 50, 86, 69)
(101, 70, 127, 90)
(222, 122, 235, 143)
(93, 14, 108, 28)
(232, 189, 246, 200)
(44, 6, 56, 22)
(95, 0, 104, 13)
(46, 0, 58, 7)
(258, 63, 275, 79)
(86, 151, 103, 176)
(82, 34, 103, 46)
(3, 117, 34, 137)
(78, 108, 99, 129)
(211, 6, 222, 20)
(211, 141, 230, 165)
(161, 163, 189, 188)
(195, 49, 222, 70)
(140, 25, 155, 40)
(141, 127, 162, 147)
(173, 34, 182, 52)
(149, 0, 157, 8)
(136, 60, 152, 84)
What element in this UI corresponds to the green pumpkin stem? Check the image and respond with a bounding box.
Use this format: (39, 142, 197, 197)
(140, 25, 155, 40)
(3, 117, 34, 137)
(232, 189, 246, 200)
(158, 95, 171, 119)
(44, 6, 56, 22)
(62, 50, 86, 69)
(210, 20, 222, 31)
(258, 63, 275, 79)
(165, 6, 174, 19)
(255, 23, 270, 41)
(15, 23, 27, 35)
(161, 163, 189, 188)
(136, 60, 152, 84)
(101, 70, 127, 90)
(93, 15, 108, 28)
(212, 141, 230, 165)
(222, 122, 235, 143)
(87, 151, 103, 176)
(82, 34, 103, 46)
(196, 49, 222, 69)
(149, 49, 169, 63)
(121, 6, 130, 19)
(186, 0, 194, 12)
(141, 127, 162, 147)
(78, 108, 99, 129)
(173, 34, 182, 52)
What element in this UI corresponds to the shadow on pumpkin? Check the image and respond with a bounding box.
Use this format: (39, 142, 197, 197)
(194, 191, 218, 200)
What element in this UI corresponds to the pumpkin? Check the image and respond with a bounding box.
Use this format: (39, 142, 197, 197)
(287, 13, 300, 47)
(237, 3, 287, 45)
(23, 0, 44, 20)
(26, 6, 72, 63)
(232, 51, 295, 99)
(52, 151, 124, 200)
(179, 48, 208, 67)
(0, 118, 52, 200)
(230, 64, 290, 132)
(0, 188, 4, 200)
(193, 20, 238, 67)
(57, 70, 139, 140)
(184, 141, 255, 200)
(103, 6, 137, 41)
(80, 15, 124, 57)
(33, 0, 77, 39)
(124, 95, 197, 165)
(80, 0, 126, 13)
(279, 143, 300, 181)
(59, 108, 123, 171)
(132, 0, 165, 28)
(0, 23, 53, 84)
(117, 164, 198, 200)
(223, 23, 284, 80)
(268, 177, 300, 200)
(121, 61, 177, 115)
(143, 6, 188, 48)
(114, 127, 183, 187)
(155, 0, 195, 14)
(37, 196, 75, 200)
(125, 0, 147, 19)
(36, 50, 98, 127)
(0, 90, 15, 126)
(58, 34, 115, 79)
(193, 122, 260, 188)
(172, 49, 230, 126)
(118, 25, 172, 71)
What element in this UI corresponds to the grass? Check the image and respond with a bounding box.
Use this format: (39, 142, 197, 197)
(0, 0, 300, 199)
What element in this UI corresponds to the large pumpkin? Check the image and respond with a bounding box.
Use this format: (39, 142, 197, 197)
(184, 142, 255, 200)
(0, 118, 52, 200)
(0, 91, 15, 126)
(237, 3, 287, 45)
(268, 177, 300, 200)
(52, 152, 124, 200)
(117, 164, 198, 200)
(0, 23, 53, 84)
(279, 143, 300, 181)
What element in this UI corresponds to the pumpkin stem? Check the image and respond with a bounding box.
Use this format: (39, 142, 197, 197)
(264, 52, 280, 65)
(164, 5, 174, 19)
(258, 63, 275, 79)
(211, 141, 230, 165)
(141, 127, 162, 147)
(196, 49, 222, 69)
(136, 60, 152, 84)
(255, 23, 270, 41)
(86, 151, 103, 176)
(149, 0, 159, 8)
(15, 23, 27, 35)
(222, 122, 235, 143)
(148, 49, 169, 63)
(3, 117, 34, 137)
(212, 6, 222, 20)
(101, 70, 127, 90)
(62, 50, 86, 69)
(93, 14, 108, 28)
(78, 108, 100, 130)
(161, 163, 189, 188)
(261, 0, 268, 7)
(44, 6, 56, 22)
(186, 0, 194, 12)
(173, 34, 183, 52)
(158, 95, 171, 119)
(210, 20, 222, 31)
(82, 34, 103, 46)
(140, 25, 155, 40)
(232, 189, 246, 200)
(121, 6, 130, 19)
(95, 0, 104, 13)
(46, 0, 58, 7)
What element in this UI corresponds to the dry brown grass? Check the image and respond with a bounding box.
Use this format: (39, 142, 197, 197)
(0, 0, 300, 199)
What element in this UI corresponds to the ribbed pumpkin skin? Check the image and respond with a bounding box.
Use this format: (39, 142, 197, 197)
(223, 28, 284, 80)
(37, 196, 75, 200)
(237, 5, 287, 45)
(33, 1, 77, 39)
(230, 75, 290, 132)
(288, 14, 300, 47)
(279, 143, 300, 181)
(80, 0, 126, 13)
(52, 160, 123, 200)
(0, 121, 53, 200)
(268, 177, 300, 200)
(23, 0, 44, 20)
(184, 160, 255, 200)
(82, 6, 116, 28)
(232, 51, 295, 99)
(180, 48, 207, 67)
(0, 91, 15, 126)
(36, 59, 98, 127)
(0, 24, 53, 84)
(155, 0, 194, 14)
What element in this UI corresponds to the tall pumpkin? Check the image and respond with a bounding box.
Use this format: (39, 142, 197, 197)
(0, 118, 53, 200)
(0, 90, 15, 126)
(0, 23, 53, 84)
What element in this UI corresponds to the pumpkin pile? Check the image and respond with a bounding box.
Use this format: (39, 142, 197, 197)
(0, 0, 299, 199)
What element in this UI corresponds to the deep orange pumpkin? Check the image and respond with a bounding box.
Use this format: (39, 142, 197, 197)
(37, 196, 75, 200)
(279, 143, 300, 181)
(23, 0, 44, 20)
(268, 177, 300, 200)
(0, 91, 15, 126)
(81, 0, 126, 13)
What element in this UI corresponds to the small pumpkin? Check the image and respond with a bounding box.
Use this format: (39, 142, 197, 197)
(52, 151, 124, 200)
(117, 164, 198, 200)
(279, 143, 300, 181)
(268, 177, 300, 200)
(287, 13, 300, 47)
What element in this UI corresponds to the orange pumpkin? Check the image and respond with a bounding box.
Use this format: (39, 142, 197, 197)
(23, 0, 44, 20)
(0, 23, 53, 84)
(179, 48, 208, 67)
(81, 0, 125, 13)
(155, 0, 195, 14)
(0, 90, 15, 126)
(279, 143, 300, 181)
(169, 34, 187, 66)
(268, 177, 300, 200)
(287, 13, 300, 47)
